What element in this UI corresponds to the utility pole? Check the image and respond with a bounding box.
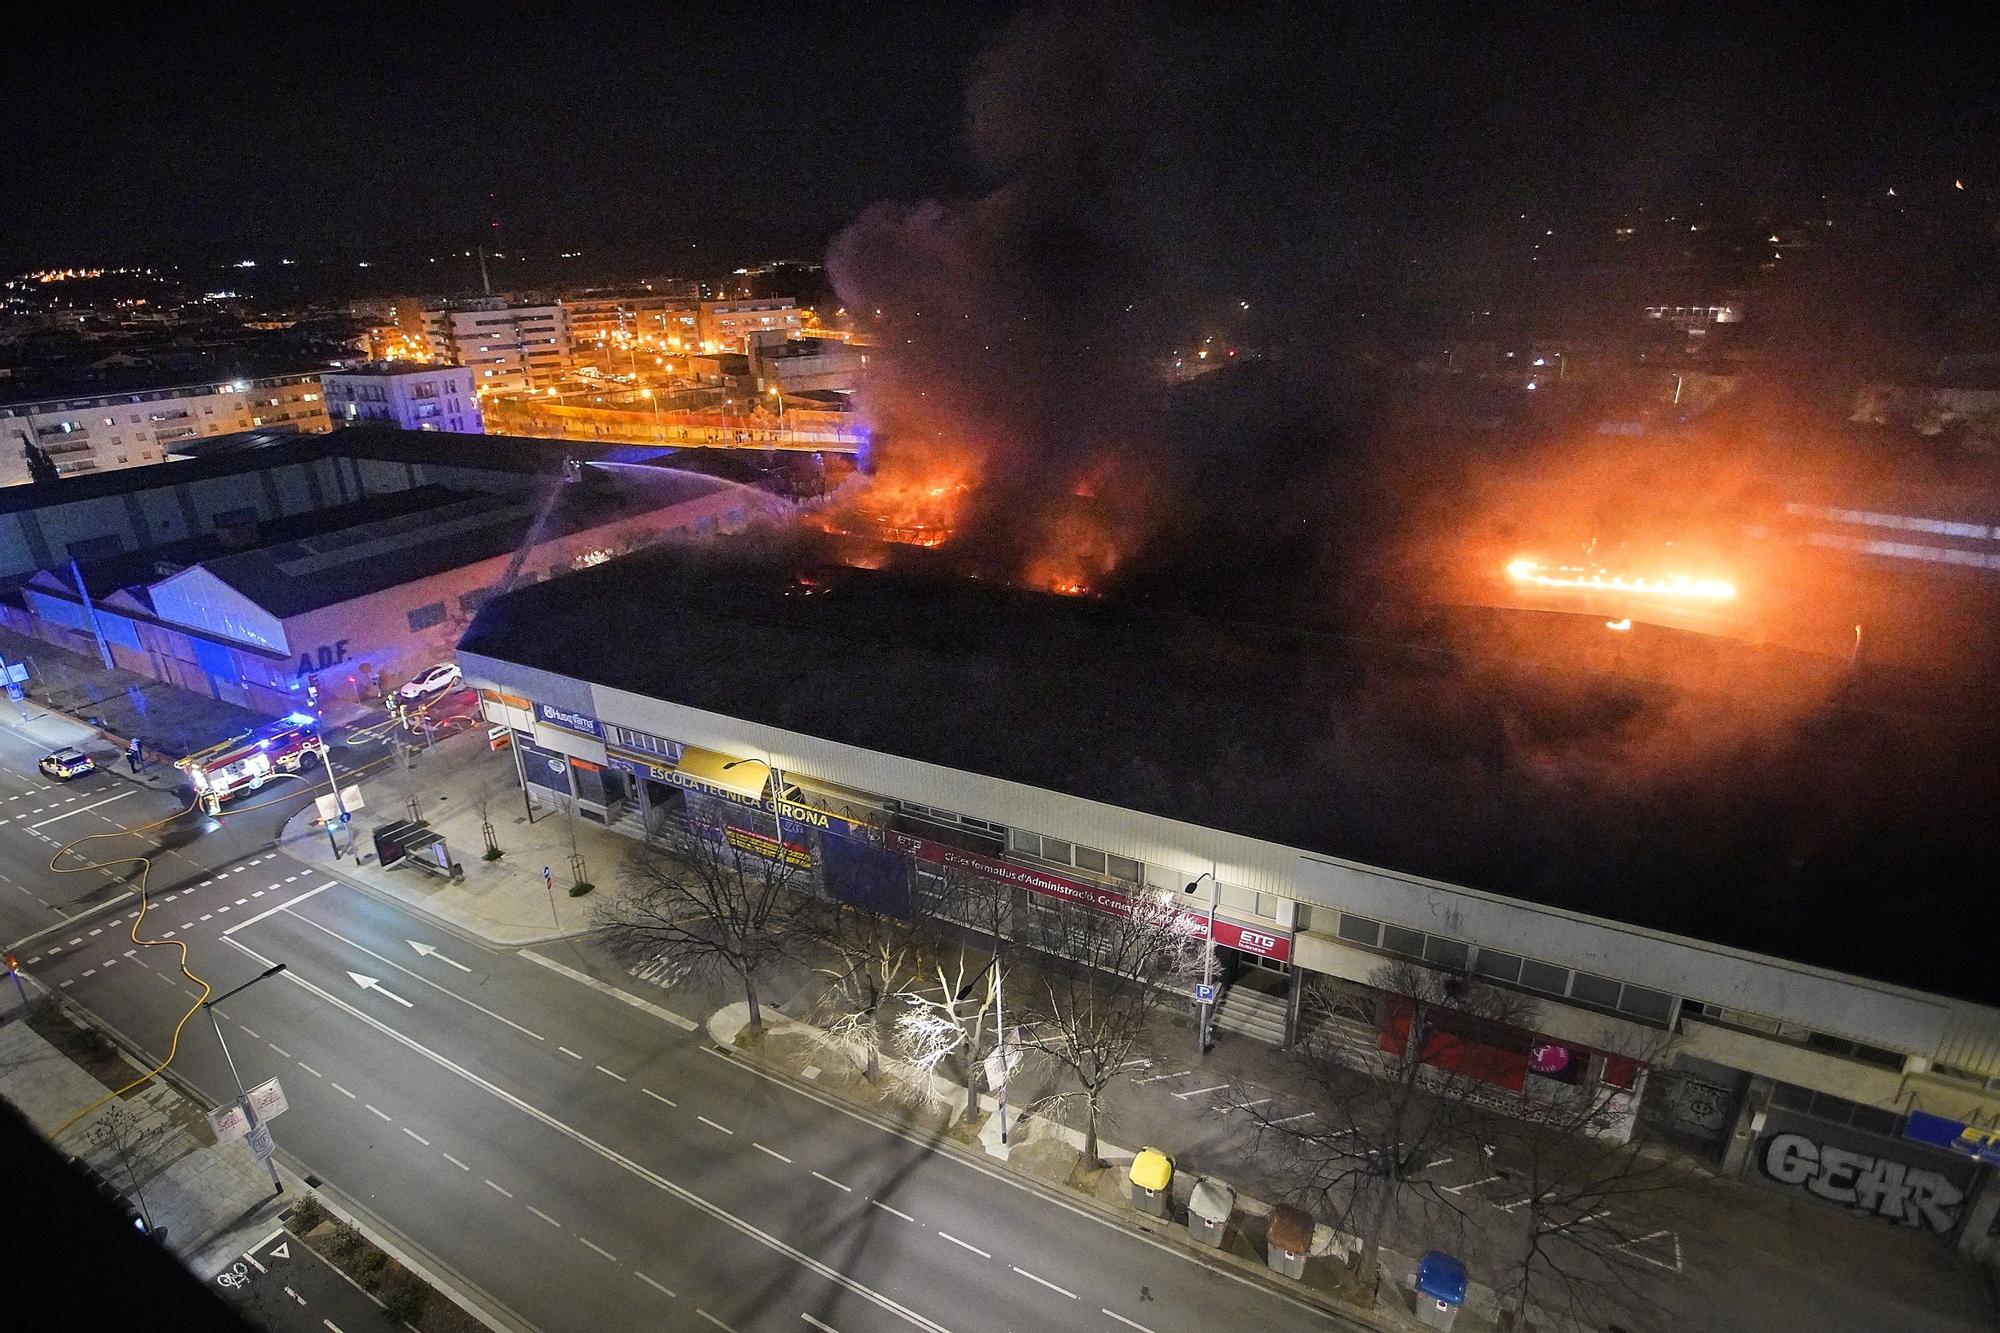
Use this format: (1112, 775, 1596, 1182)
(1186, 871, 1220, 1055)
(204, 963, 289, 1196)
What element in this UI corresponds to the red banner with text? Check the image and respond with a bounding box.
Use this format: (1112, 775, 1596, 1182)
(892, 833, 1292, 961)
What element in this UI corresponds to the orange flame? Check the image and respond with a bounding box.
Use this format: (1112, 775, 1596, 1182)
(1505, 557, 1736, 601)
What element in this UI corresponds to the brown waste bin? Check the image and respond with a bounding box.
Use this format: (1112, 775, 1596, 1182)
(1267, 1203, 1313, 1279)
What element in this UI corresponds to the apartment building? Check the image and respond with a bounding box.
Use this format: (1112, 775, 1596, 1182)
(422, 299, 570, 397)
(322, 364, 483, 433)
(697, 298, 801, 353)
(0, 373, 328, 487)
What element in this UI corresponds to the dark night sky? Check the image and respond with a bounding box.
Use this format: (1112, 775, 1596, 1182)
(3, 4, 1996, 272)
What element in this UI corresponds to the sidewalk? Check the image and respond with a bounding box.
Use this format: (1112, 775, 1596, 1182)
(0, 622, 384, 785)
(0, 624, 268, 765)
(279, 728, 632, 944)
(274, 734, 1999, 1333)
(0, 990, 287, 1282)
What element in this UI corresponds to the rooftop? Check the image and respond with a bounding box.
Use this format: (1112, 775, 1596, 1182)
(322, 361, 469, 377)
(461, 545, 2000, 1007)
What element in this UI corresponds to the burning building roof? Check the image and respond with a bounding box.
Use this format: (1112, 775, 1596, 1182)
(462, 541, 2000, 1007)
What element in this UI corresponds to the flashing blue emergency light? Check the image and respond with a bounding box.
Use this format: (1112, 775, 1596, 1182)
(285, 712, 317, 725)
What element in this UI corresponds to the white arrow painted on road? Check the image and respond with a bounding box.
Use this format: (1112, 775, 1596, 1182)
(346, 971, 414, 1008)
(405, 939, 472, 973)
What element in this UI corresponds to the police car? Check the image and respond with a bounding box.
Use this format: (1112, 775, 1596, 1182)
(38, 748, 96, 780)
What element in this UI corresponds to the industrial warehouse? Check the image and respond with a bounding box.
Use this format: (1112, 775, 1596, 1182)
(458, 543, 2000, 1256)
(0, 427, 791, 712)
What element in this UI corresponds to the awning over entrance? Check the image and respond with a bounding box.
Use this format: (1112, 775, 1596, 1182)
(668, 746, 773, 801)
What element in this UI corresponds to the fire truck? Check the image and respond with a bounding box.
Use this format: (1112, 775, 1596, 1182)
(176, 713, 325, 809)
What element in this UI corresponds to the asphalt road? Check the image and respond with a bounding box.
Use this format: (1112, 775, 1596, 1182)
(216, 1227, 400, 1332)
(15, 770, 1349, 1332)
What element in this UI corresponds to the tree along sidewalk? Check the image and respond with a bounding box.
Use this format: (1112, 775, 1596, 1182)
(596, 822, 1739, 1332)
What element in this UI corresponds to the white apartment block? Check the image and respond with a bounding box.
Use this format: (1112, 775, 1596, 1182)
(322, 364, 483, 434)
(423, 299, 571, 397)
(0, 373, 328, 487)
(697, 298, 801, 353)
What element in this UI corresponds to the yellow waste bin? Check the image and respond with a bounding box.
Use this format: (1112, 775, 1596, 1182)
(1129, 1147, 1175, 1218)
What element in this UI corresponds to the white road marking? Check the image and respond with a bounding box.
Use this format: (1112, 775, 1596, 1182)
(345, 972, 413, 1008)
(558, 1045, 583, 1059)
(485, 1179, 513, 1198)
(268, 1043, 291, 1058)
(29, 790, 132, 828)
(441, 1152, 470, 1171)
(526, 1205, 561, 1227)
(223, 882, 334, 935)
(697, 1115, 734, 1135)
(1101, 1309, 1158, 1333)
(82, 969, 95, 977)
(811, 1171, 853, 1193)
(518, 949, 699, 1030)
(1171, 1083, 1230, 1100)
(400, 1127, 431, 1146)
(1131, 1069, 1189, 1084)
(298, 1063, 322, 1078)
(696, 1311, 738, 1332)
(634, 1271, 676, 1298)
(1011, 1266, 1076, 1299)
(870, 1199, 915, 1223)
(595, 1064, 627, 1082)
(364, 1104, 393, 1122)
(1425, 1156, 1453, 1169)
(282, 913, 540, 1038)
(88, 928, 101, 936)
(803, 1316, 843, 1333)
(753, 1142, 793, 1164)
(329, 1082, 356, 1099)
(235, 898, 248, 906)
(579, 1236, 618, 1262)
(936, 1231, 990, 1258)
(1232, 1098, 1273, 1112)
(1444, 1173, 1505, 1195)
(406, 938, 473, 972)
(642, 1088, 677, 1108)
(221, 934, 955, 1333)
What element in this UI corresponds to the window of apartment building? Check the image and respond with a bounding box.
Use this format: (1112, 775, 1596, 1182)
(406, 601, 447, 631)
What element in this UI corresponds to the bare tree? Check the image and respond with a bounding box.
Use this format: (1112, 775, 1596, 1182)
(1248, 960, 1542, 1302)
(1015, 901, 1199, 1165)
(86, 1101, 174, 1236)
(800, 849, 938, 1083)
(892, 870, 1016, 1121)
(600, 811, 812, 1035)
(1485, 1041, 1691, 1333)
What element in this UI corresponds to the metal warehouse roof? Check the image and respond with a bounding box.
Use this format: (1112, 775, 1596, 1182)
(458, 543, 2000, 1008)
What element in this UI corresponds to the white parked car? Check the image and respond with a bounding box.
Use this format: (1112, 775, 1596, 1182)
(396, 662, 463, 701)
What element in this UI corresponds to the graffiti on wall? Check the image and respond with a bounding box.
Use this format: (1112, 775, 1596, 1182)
(1759, 1131, 1966, 1233)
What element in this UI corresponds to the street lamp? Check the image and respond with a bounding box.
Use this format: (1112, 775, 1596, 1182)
(204, 963, 289, 1195)
(720, 756, 788, 855)
(1184, 871, 1220, 1055)
(765, 384, 786, 442)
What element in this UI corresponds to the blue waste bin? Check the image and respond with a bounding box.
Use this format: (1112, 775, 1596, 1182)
(1414, 1250, 1468, 1330)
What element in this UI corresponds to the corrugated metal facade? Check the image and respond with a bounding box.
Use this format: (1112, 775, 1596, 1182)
(459, 652, 2000, 1082)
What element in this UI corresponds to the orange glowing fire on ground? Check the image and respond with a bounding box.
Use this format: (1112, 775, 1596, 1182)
(817, 476, 972, 548)
(1504, 557, 1737, 602)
